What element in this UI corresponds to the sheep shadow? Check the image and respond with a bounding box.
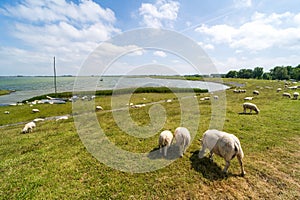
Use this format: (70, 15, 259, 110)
(147, 145, 181, 160)
(238, 112, 257, 115)
(189, 150, 236, 180)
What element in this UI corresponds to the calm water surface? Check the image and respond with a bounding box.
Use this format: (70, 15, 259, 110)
(0, 76, 228, 105)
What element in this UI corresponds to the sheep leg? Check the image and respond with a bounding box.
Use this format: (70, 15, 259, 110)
(209, 151, 214, 162)
(223, 160, 230, 173)
(237, 156, 246, 176)
(163, 146, 168, 157)
(198, 143, 207, 159)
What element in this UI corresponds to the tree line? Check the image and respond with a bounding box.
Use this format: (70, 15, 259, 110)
(225, 65, 300, 81)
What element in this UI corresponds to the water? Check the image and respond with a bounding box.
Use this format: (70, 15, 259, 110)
(0, 76, 229, 105)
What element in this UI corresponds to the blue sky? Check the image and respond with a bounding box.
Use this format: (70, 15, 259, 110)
(0, 0, 299, 75)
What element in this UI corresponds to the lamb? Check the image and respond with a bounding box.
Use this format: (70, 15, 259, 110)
(198, 129, 245, 176)
(158, 130, 174, 157)
(173, 127, 191, 157)
(244, 97, 253, 101)
(253, 90, 259, 95)
(293, 92, 299, 99)
(282, 92, 291, 98)
(22, 121, 36, 133)
(32, 108, 40, 113)
(243, 102, 260, 114)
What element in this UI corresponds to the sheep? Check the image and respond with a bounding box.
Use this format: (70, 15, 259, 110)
(277, 88, 282, 92)
(198, 129, 245, 176)
(4, 111, 10, 114)
(293, 92, 299, 99)
(282, 92, 291, 98)
(244, 97, 253, 101)
(253, 90, 259, 95)
(32, 108, 40, 113)
(158, 130, 174, 157)
(96, 105, 103, 111)
(213, 95, 219, 100)
(22, 122, 36, 133)
(173, 127, 191, 157)
(243, 102, 260, 114)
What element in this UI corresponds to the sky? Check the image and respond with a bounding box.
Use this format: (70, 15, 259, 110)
(0, 0, 299, 76)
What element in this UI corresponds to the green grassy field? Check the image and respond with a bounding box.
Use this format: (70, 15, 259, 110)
(0, 79, 299, 199)
(0, 90, 13, 96)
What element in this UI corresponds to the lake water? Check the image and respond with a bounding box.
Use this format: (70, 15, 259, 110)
(0, 76, 229, 105)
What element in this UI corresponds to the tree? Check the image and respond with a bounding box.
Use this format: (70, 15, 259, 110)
(225, 70, 238, 78)
(237, 69, 253, 79)
(253, 67, 264, 79)
(270, 66, 289, 80)
(262, 72, 271, 80)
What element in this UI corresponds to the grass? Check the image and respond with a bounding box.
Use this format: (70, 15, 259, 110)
(0, 90, 13, 96)
(0, 78, 299, 199)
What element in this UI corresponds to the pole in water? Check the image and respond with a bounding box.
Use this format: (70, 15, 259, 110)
(53, 56, 57, 97)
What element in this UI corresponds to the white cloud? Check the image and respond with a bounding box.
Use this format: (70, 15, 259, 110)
(198, 42, 215, 51)
(234, 0, 252, 8)
(195, 11, 300, 51)
(0, 0, 120, 75)
(138, 0, 180, 28)
(153, 50, 167, 57)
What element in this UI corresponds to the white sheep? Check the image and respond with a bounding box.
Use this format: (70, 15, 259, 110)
(253, 90, 259, 95)
(198, 129, 245, 176)
(293, 92, 299, 99)
(276, 88, 282, 92)
(96, 105, 103, 111)
(244, 97, 253, 101)
(213, 95, 219, 100)
(243, 102, 260, 114)
(4, 111, 10, 114)
(22, 122, 36, 133)
(282, 92, 291, 98)
(173, 127, 191, 157)
(158, 130, 174, 157)
(32, 108, 40, 113)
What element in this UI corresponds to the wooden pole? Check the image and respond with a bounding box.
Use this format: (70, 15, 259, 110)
(53, 56, 57, 97)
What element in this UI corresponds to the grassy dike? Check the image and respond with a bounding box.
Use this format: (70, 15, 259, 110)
(0, 79, 299, 199)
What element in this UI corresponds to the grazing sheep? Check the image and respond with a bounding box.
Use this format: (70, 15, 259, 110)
(233, 89, 246, 93)
(4, 111, 10, 114)
(253, 90, 259, 95)
(213, 95, 219, 100)
(158, 130, 174, 157)
(244, 97, 253, 101)
(282, 92, 291, 98)
(22, 122, 36, 133)
(198, 129, 245, 176)
(173, 127, 191, 157)
(96, 105, 103, 111)
(293, 92, 299, 99)
(32, 108, 40, 113)
(277, 88, 282, 92)
(243, 102, 259, 114)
